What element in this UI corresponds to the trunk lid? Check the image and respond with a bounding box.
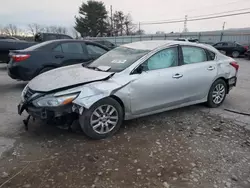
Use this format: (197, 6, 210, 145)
(28, 64, 114, 92)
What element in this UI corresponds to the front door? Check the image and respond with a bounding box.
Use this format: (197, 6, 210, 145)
(130, 46, 186, 115)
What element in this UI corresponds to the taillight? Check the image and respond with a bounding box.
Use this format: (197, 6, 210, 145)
(244, 46, 249, 50)
(12, 54, 30, 62)
(230, 62, 239, 71)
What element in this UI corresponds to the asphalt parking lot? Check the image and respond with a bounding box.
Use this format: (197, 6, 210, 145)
(0, 59, 250, 188)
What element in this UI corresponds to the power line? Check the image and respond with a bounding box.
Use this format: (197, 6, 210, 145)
(139, 11, 250, 25)
(185, 0, 249, 13)
(189, 7, 250, 19)
(140, 7, 250, 24)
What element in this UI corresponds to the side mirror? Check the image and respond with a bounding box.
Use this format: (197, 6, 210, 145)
(132, 64, 147, 74)
(136, 65, 143, 74)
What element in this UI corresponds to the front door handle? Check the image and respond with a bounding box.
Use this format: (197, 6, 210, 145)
(55, 55, 64, 59)
(172, 73, 183, 79)
(207, 66, 215, 71)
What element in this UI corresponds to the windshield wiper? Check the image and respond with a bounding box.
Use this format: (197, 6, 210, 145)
(86, 66, 111, 72)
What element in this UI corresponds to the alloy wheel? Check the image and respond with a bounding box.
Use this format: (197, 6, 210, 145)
(212, 84, 226, 104)
(90, 105, 119, 134)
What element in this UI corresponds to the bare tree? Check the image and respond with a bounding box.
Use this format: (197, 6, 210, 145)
(0, 25, 3, 35)
(113, 11, 125, 36)
(28, 23, 44, 36)
(71, 27, 80, 38)
(56, 26, 67, 34)
(3, 24, 19, 36)
(124, 14, 136, 35)
(45, 25, 68, 34)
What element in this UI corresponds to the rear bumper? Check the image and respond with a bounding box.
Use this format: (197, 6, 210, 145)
(245, 52, 250, 57)
(228, 76, 237, 92)
(7, 64, 34, 81)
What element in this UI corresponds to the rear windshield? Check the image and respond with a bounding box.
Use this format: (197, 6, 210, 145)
(23, 41, 53, 51)
(88, 47, 150, 72)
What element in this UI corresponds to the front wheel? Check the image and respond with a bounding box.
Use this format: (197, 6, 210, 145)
(206, 79, 227, 108)
(79, 97, 124, 140)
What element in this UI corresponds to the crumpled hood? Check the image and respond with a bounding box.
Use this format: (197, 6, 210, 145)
(28, 64, 114, 92)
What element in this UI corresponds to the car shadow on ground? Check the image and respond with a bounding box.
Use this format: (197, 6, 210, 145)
(0, 82, 27, 93)
(18, 104, 206, 142)
(0, 66, 6, 71)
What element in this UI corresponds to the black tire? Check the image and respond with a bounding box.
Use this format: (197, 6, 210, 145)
(79, 97, 124, 140)
(206, 79, 227, 108)
(39, 67, 54, 74)
(232, 51, 240, 58)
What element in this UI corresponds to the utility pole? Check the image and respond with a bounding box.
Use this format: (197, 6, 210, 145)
(138, 22, 141, 34)
(110, 5, 113, 36)
(183, 15, 188, 33)
(222, 21, 226, 31)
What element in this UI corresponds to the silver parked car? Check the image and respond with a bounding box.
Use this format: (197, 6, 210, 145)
(18, 40, 239, 139)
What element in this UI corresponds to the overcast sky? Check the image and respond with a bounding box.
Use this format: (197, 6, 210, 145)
(0, 0, 250, 33)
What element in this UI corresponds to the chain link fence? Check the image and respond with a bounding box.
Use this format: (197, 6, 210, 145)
(87, 30, 250, 46)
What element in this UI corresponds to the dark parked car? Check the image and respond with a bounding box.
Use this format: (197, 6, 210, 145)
(87, 39, 116, 49)
(0, 33, 73, 63)
(174, 38, 199, 43)
(7, 39, 110, 81)
(34, 32, 73, 42)
(0, 40, 36, 63)
(245, 49, 250, 59)
(213, 41, 248, 58)
(0, 35, 20, 40)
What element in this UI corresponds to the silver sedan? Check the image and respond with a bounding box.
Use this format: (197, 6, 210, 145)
(19, 40, 239, 139)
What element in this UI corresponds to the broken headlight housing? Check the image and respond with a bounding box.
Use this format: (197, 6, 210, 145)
(33, 92, 80, 107)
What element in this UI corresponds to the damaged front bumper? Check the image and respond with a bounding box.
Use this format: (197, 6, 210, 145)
(18, 102, 82, 130)
(18, 102, 73, 120)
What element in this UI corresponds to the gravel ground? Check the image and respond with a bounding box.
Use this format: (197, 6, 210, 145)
(0, 107, 250, 188)
(0, 59, 250, 188)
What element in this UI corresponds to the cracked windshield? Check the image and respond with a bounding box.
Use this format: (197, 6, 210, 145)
(0, 0, 250, 187)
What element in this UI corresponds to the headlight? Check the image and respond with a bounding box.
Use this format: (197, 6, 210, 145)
(34, 93, 79, 107)
(21, 84, 29, 102)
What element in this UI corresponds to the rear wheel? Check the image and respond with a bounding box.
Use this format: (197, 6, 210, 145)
(206, 79, 227, 108)
(232, 51, 240, 58)
(79, 97, 124, 140)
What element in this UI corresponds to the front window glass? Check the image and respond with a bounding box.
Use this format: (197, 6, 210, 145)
(88, 47, 149, 72)
(143, 47, 178, 71)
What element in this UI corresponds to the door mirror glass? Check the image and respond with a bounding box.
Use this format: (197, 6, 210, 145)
(133, 64, 147, 74)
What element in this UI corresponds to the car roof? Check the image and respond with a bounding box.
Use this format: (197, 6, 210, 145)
(121, 40, 216, 51)
(41, 39, 89, 43)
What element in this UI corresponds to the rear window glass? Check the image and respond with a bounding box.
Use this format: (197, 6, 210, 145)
(61, 43, 84, 54)
(22, 41, 53, 51)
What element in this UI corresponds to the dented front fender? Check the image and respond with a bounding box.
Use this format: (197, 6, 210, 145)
(72, 77, 133, 109)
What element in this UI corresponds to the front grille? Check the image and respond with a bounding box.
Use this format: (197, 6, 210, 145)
(24, 87, 35, 101)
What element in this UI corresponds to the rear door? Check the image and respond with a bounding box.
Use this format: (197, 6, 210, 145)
(225, 42, 236, 55)
(52, 42, 90, 67)
(176, 46, 218, 102)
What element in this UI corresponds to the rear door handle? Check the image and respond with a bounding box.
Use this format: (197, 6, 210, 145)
(172, 73, 183, 79)
(55, 55, 64, 59)
(207, 66, 215, 71)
